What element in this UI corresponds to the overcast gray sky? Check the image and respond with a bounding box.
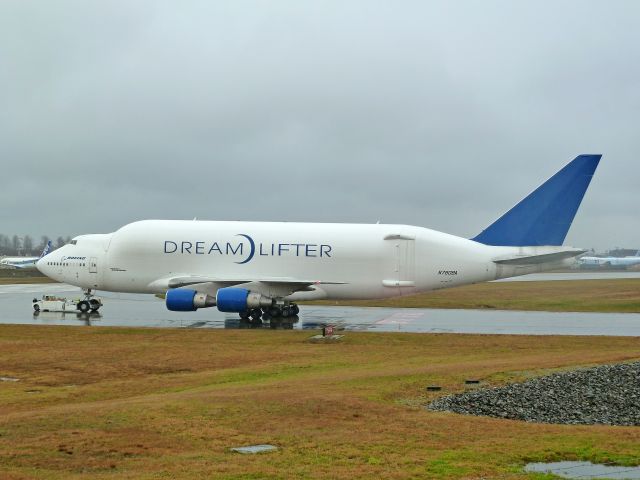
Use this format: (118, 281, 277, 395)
(1, 1, 638, 251)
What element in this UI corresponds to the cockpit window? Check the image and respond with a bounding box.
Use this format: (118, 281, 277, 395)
(70, 240, 77, 245)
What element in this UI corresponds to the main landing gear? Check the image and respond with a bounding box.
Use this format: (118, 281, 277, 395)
(77, 288, 102, 313)
(239, 303, 300, 324)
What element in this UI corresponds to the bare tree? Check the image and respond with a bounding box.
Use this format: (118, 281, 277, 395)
(0, 234, 77, 254)
(11, 235, 20, 255)
(23, 235, 33, 255)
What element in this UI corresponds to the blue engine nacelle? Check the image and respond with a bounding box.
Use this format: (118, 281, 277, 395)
(166, 289, 216, 311)
(216, 287, 273, 312)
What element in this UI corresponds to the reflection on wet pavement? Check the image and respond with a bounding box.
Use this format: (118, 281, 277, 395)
(2, 283, 640, 336)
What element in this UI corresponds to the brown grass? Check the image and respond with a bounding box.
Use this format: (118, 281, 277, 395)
(1, 325, 639, 478)
(308, 279, 640, 313)
(0, 277, 56, 285)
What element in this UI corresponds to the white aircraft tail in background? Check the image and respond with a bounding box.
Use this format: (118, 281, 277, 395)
(38, 155, 601, 320)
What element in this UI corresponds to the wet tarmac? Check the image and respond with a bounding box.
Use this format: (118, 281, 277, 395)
(1, 282, 639, 335)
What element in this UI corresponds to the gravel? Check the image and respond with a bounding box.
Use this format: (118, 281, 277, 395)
(427, 362, 640, 425)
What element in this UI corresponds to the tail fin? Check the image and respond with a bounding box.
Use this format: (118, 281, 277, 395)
(39, 240, 52, 258)
(472, 154, 601, 246)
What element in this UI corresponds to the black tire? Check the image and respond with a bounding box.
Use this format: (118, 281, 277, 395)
(78, 301, 90, 313)
(269, 307, 281, 317)
(89, 299, 101, 312)
(291, 304, 300, 315)
(262, 312, 271, 322)
(281, 307, 291, 318)
(33, 304, 40, 313)
(239, 310, 250, 320)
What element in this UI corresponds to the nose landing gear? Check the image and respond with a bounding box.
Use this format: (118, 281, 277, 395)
(78, 289, 102, 313)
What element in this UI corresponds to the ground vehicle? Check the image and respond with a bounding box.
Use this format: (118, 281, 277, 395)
(32, 295, 102, 313)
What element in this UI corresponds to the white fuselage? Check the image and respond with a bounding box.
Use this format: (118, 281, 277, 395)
(0, 256, 39, 269)
(37, 220, 578, 300)
(579, 256, 640, 268)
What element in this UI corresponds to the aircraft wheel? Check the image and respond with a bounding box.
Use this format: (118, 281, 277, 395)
(33, 304, 40, 313)
(239, 310, 250, 320)
(281, 306, 291, 318)
(291, 304, 300, 315)
(89, 299, 101, 311)
(269, 307, 281, 317)
(262, 312, 271, 322)
(78, 301, 90, 313)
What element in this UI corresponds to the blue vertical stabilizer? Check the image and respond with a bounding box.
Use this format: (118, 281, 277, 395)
(472, 154, 601, 246)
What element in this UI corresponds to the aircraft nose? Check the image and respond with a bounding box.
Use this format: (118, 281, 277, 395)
(36, 257, 47, 275)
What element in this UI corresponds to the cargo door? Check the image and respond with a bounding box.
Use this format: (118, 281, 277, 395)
(382, 234, 415, 289)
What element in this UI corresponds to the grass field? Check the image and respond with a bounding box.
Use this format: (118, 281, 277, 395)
(0, 277, 55, 285)
(1, 325, 639, 479)
(0, 269, 53, 285)
(309, 279, 640, 313)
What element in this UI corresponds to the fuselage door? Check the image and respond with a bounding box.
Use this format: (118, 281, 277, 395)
(382, 234, 416, 288)
(89, 257, 98, 274)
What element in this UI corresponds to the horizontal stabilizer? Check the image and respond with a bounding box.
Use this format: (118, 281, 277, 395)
(493, 249, 586, 265)
(473, 154, 601, 246)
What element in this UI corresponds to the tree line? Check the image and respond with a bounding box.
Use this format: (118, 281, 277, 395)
(0, 235, 72, 256)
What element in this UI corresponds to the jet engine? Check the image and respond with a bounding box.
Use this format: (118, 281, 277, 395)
(166, 289, 216, 311)
(215, 287, 273, 312)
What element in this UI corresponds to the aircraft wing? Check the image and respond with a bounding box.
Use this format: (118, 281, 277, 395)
(150, 275, 346, 298)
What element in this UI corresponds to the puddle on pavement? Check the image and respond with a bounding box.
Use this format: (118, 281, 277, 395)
(525, 461, 640, 479)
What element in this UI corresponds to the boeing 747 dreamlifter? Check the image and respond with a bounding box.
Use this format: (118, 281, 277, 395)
(37, 155, 600, 319)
